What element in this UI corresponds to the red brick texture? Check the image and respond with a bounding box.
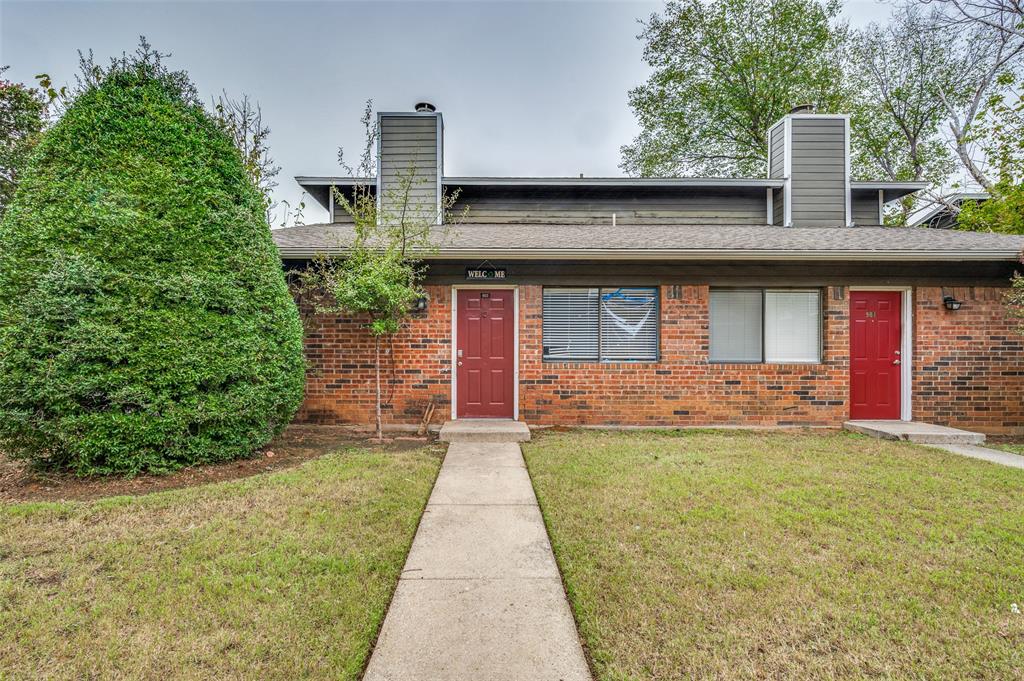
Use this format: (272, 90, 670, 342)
(297, 284, 453, 425)
(294, 284, 1024, 435)
(519, 285, 850, 427)
(913, 287, 1024, 434)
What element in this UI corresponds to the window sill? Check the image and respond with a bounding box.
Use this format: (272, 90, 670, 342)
(542, 359, 660, 365)
(708, 360, 824, 366)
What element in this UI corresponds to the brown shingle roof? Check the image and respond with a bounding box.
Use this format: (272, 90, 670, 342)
(272, 222, 1024, 262)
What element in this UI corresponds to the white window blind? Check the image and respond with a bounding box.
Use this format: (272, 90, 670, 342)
(710, 290, 763, 362)
(542, 288, 599, 360)
(599, 288, 659, 361)
(765, 291, 821, 363)
(542, 287, 658, 362)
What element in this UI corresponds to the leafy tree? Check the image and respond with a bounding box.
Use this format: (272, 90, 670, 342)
(1008, 271, 1024, 335)
(918, 0, 1024, 43)
(0, 68, 49, 217)
(958, 74, 1024, 233)
(0, 42, 305, 475)
(621, 0, 848, 177)
(934, 16, 1023, 192)
(844, 2, 1021, 224)
(299, 100, 460, 440)
(846, 6, 959, 223)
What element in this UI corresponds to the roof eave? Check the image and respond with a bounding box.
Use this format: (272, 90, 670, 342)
(277, 246, 1022, 262)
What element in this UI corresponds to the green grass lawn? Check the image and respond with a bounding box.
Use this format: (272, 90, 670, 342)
(524, 430, 1024, 680)
(991, 442, 1024, 456)
(0, 444, 441, 680)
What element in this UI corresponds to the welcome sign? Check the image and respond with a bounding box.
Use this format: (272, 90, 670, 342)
(466, 267, 507, 280)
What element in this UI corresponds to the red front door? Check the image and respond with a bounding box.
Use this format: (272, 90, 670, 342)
(849, 291, 902, 420)
(456, 289, 515, 418)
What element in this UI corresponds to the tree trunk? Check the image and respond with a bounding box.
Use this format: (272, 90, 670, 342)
(374, 335, 383, 441)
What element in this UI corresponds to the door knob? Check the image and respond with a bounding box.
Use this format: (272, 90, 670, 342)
(457, 361, 463, 366)
(893, 359, 901, 365)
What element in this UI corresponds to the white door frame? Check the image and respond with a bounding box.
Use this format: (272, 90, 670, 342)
(450, 284, 520, 420)
(848, 287, 913, 421)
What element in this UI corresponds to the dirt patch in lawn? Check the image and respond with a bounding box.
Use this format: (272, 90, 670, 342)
(0, 425, 437, 504)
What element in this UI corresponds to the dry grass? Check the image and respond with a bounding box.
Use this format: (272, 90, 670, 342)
(523, 429, 1024, 680)
(0, 444, 442, 680)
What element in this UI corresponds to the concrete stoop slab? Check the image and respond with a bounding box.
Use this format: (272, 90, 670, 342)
(439, 419, 531, 443)
(844, 420, 986, 445)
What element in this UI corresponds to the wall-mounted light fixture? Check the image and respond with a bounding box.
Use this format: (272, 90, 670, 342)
(412, 296, 429, 313)
(943, 295, 962, 311)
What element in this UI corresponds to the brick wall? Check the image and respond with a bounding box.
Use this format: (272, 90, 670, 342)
(294, 283, 1024, 434)
(519, 285, 849, 427)
(913, 287, 1024, 435)
(297, 284, 452, 425)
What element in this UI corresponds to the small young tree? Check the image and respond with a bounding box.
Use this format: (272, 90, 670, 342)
(300, 100, 460, 440)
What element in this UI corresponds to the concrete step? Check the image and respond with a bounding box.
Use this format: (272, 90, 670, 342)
(844, 420, 986, 445)
(438, 419, 531, 443)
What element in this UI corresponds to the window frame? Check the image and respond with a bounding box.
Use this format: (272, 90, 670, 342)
(709, 287, 823, 365)
(542, 286, 660, 363)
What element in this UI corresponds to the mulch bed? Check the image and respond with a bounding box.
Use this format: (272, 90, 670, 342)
(0, 425, 436, 504)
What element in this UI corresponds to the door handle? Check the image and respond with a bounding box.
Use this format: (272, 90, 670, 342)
(893, 359, 901, 365)
(457, 361, 463, 366)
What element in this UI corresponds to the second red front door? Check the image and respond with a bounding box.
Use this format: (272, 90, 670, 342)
(849, 291, 902, 420)
(456, 289, 515, 418)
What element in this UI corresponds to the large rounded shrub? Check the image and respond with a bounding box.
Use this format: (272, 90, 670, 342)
(0, 62, 305, 475)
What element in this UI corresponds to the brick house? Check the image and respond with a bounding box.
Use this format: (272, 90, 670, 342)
(273, 104, 1024, 435)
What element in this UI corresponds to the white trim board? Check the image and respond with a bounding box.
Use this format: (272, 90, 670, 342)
(844, 118, 853, 227)
(449, 284, 520, 421)
(849, 286, 913, 421)
(783, 117, 792, 227)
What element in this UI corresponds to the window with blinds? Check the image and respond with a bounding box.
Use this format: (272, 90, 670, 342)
(543, 287, 658, 362)
(710, 289, 763, 362)
(710, 289, 822, 364)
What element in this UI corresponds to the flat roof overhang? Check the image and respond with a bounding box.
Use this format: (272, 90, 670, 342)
(296, 176, 929, 209)
(850, 181, 930, 203)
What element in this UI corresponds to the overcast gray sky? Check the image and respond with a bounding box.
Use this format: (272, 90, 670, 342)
(1, 0, 892, 223)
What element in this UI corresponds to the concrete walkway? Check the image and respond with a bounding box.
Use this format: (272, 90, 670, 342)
(363, 441, 591, 681)
(930, 443, 1024, 470)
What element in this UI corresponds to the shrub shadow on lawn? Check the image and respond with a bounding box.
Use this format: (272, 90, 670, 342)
(0, 425, 440, 503)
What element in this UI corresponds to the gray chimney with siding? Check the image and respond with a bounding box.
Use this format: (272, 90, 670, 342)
(767, 114, 851, 227)
(377, 104, 444, 224)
